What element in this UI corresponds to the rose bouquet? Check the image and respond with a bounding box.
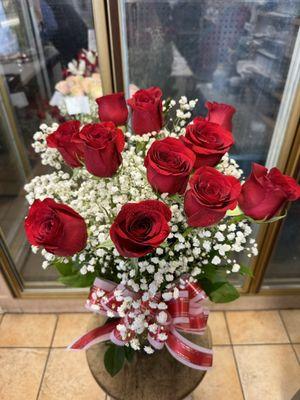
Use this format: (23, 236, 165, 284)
(50, 50, 101, 123)
(50, 73, 102, 122)
(65, 49, 98, 77)
(55, 74, 102, 100)
(24, 88, 300, 376)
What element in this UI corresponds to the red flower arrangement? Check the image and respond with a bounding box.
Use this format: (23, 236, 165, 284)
(96, 92, 128, 126)
(181, 117, 234, 168)
(25, 198, 87, 257)
(79, 122, 125, 177)
(25, 87, 300, 376)
(47, 120, 84, 168)
(145, 137, 196, 195)
(184, 167, 241, 227)
(127, 86, 163, 135)
(110, 200, 172, 258)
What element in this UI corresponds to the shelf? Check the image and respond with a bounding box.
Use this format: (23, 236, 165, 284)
(257, 11, 298, 20)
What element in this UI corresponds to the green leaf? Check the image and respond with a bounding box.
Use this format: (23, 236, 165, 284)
(168, 194, 182, 203)
(124, 346, 135, 363)
(202, 265, 227, 283)
(58, 272, 96, 288)
(52, 260, 74, 276)
(247, 213, 287, 224)
(182, 227, 194, 237)
(210, 282, 240, 303)
(160, 241, 169, 248)
(239, 265, 254, 277)
(104, 344, 125, 377)
(201, 279, 240, 303)
(226, 206, 243, 217)
(135, 141, 146, 154)
(98, 239, 114, 249)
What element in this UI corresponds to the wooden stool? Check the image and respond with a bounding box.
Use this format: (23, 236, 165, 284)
(86, 317, 212, 400)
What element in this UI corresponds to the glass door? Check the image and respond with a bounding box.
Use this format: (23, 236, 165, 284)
(1, 0, 299, 296)
(0, 0, 101, 292)
(118, 0, 300, 290)
(255, 126, 300, 291)
(263, 194, 300, 288)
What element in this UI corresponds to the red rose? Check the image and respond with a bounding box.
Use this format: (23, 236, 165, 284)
(145, 137, 195, 195)
(110, 200, 171, 258)
(184, 167, 241, 227)
(239, 163, 300, 220)
(79, 122, 125, 177)
(47, 120, 83, 167)
(24, 198, 87, 256)
(127, 86, 163, 135)
(96, 92, 128, 126)
(205, 101, 236, 131)
(182, 117, 234, 168)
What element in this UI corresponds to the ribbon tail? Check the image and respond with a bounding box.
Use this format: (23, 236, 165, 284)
(68, 320, 119, 350)
(165, 328, 213, 370)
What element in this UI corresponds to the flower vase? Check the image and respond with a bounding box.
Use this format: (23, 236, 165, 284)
(86, 316, 212, 400)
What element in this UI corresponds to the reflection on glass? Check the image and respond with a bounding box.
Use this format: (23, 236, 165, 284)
(263, 173, 300, 287)
(0, 0, 98, 286)
(123, 0, 300, 172)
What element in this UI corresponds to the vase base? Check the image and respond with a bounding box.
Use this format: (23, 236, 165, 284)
(87, 315, 212, 400)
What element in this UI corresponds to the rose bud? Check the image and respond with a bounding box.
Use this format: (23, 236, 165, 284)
(239, 163, 300, 221)
(24, 198, 87, 257)
(96, 92, 128, 126)
(110, 200, 171, 258)
(205, 101, 236, 132)
(79, 122, 125, 177)
(184, 166, 241, 227)
(127, 86, 163, 135)
(145, 137, 195, 195)
(47, 120, 84, 168)
(181, 117, 234, 168)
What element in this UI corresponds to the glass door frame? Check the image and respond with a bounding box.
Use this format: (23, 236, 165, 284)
(1, 0, 299, 298)
(92, 0, 124, 93)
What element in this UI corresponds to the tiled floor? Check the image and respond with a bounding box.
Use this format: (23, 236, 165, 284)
(0, 310, 299, 400)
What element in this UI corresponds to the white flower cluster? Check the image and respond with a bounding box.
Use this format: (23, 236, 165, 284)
(217, 153, 243, 179)
(26, 99, 258, 352)
(67, 49, 97, 76)
(32, 123, 63, 169)
(163, 96, 198, 135)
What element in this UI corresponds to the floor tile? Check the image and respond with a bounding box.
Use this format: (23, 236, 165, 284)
(234, 344, 300, 400)
(0, 314, 56, 347)
(226, 311, 289, 344)
(52, 313, 100, 347)
(208, 312, 230, 345)
(39, 349, 106, 400)
(294, 344, 300, 363)
(193, 346, 243, 400)
(0, 348, 48, 400)
(280, 310, 300, 343)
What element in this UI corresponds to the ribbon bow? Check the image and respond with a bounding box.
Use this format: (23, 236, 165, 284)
(68, 277, 213, 370)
